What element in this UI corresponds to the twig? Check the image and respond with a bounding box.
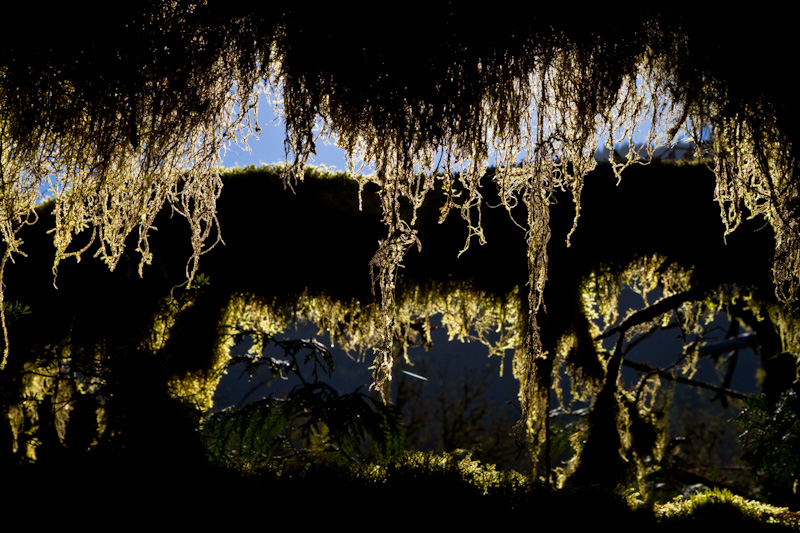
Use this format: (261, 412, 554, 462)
(622, 359, 748, 400)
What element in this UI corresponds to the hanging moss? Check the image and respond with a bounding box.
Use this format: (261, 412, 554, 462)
(1, 163, 795, 496)
(2, 5, 800, 488)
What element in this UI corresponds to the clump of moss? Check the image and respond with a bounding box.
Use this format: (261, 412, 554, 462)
(655, 488, 800, 530)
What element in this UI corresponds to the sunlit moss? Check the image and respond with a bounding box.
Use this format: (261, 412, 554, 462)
(3, 9, 800, 495)
(375, 450, 528, 497)
(7, 161, 797, 497)
(10, 354, 94, 460)
(655, 487, 800, 528)
(155, 281, 521, 412)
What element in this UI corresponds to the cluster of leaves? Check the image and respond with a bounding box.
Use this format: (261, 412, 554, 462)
(1, 301, 31, 321)
(202, 331, 404, 466)
(736, 389, 800, 506)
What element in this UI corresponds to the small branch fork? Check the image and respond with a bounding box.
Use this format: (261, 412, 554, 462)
(595, 288, 747, 402)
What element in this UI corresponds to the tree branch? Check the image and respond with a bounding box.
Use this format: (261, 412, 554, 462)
(595, 289, 701, 342)
(622, 359, 748, 400)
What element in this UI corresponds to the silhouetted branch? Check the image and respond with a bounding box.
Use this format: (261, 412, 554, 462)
(622, 359, 748, 401)
(595, 289, 701, 342)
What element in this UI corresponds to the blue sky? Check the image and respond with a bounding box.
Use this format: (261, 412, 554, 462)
(219, 95, 701, 169)
(221, 102, 350, 170)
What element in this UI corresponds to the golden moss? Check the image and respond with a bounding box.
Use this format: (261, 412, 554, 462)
(3, 7, 800, 489)
(655, 488, 800, 528)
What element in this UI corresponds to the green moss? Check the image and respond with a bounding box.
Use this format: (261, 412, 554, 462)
(656, 488, 800, 530)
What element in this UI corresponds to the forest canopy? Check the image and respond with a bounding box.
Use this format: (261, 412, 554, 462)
(2, 2, 799, 485)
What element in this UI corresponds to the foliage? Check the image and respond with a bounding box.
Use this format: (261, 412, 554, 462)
(4, 163, 794, 501)
(3, 9, 800, 514)
(0, 3, 797, 398)
(0, 4, 275, 367)
(211, 453, 797, 529)
(737, 389, 800, 506)
(0, 166, 524, 471)
(202, 331, 404, 466)
(0, 301, 31, 321)
(271, 10, 800, 429)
